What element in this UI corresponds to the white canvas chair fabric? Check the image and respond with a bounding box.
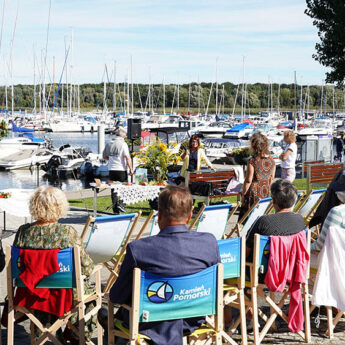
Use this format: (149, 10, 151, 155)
(196, 204, 234, 240)
(241, 197, 272, 237)
(298, 189, 326, 219)
(149, 213, 160, 237)
(312, 225, 345, 311)
(85, 213, 137, 264)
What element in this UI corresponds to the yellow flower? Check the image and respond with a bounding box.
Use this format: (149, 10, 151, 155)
(160, 143, 167, 152)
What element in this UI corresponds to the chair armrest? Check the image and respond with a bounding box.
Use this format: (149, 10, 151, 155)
(91, 264, 103, 275)
(120, 304, 132, 311)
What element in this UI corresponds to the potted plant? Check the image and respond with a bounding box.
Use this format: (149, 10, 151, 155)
(133, 138, 181, 181)
(227, 147, 252, 165)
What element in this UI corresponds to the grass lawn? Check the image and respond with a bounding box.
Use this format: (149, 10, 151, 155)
(68, 178, 324, 216)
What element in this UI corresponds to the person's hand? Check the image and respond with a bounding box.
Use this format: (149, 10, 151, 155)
(129, 170, 134, 176)
(211, 167, 217, 172)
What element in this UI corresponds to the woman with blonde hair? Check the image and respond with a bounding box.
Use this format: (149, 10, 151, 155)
(239, 133, 276, 219)
(13, 185, 95, 343)
(279, 130, 297, 182)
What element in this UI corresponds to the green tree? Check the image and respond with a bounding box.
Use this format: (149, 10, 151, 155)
(305, 0, 345, 85)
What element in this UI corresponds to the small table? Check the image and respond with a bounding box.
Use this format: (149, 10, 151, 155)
(90, 183, 162, 216)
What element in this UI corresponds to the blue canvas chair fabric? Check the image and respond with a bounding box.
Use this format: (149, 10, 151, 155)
(107, 264, 224, 345)
(195, 204, 235, 240)
(247, 232, 311, 345)
(81, 212, 141, 293)
(218, 237, 248, 345)
(6, 245, 103, 345)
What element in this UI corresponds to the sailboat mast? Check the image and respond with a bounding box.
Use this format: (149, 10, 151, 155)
(69, 29, 74, 116)
(33, 48, 36, 114)
(277, 83, 280, 114)
(241, 56, 245, 121)
(113, 60, 117, 113)
(163, 76, 165, 115)
(215, 58, 218, 115)
(131, 55, 133, 115)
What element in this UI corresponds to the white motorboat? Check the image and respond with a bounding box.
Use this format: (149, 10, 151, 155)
(298, 118, 334, 137)
(203, 138, 249, 161)
(197, 121, 233, 138)
(42, 145, 92, 179)
(0, 134, 52, 159)
(0, 147, 55, 170)
(224, 122, 255, 139)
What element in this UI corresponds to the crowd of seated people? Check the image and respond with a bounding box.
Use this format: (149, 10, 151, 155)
(3, 164, 345, 344)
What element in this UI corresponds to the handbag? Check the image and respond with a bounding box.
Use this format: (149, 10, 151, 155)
(190, 181, 214, 196)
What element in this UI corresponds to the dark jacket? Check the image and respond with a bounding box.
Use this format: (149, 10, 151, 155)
(110, 224, 220, 345)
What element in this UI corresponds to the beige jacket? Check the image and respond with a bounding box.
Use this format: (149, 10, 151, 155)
(180, 148, 213, 178)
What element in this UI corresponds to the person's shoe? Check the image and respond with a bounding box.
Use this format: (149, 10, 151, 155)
(118, 203, 126, 213)
(97, 307, 108, 333)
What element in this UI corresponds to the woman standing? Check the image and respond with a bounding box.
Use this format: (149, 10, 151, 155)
(279, 130, 297, 182)
(239, 133, 276, 219)
(180, 134, 216, 178)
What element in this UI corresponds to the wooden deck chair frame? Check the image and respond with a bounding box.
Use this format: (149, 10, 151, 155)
(6, 246, 103, 345)
(192, 203, 239, 240)
(108, 264, 224, 345)
(81, 212, 142, 294)
(219, 236, 247, 345)
(247, 232, 311, 345)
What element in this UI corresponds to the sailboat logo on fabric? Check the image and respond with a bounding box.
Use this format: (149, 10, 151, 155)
(147, 281, 173, 303)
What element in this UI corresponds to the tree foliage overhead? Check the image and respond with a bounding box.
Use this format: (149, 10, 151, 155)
(305, 0, 345, 85)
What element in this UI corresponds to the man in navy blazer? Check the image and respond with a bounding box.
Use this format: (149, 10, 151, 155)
(109, 185, 220, 345)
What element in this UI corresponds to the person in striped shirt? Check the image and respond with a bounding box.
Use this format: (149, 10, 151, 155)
(310, 189, 345, 267)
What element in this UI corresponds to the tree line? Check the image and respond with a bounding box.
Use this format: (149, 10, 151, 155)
(0, 82, 344, 113)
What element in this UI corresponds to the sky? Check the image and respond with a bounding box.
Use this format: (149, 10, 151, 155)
(0, 0, 328, 86)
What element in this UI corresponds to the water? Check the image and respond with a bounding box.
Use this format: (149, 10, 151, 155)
(0, 132, 115, 191)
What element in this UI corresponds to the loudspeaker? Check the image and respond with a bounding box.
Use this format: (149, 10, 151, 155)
(127, 118, 142, 140)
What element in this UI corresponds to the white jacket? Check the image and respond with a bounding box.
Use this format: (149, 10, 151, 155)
(312, 225, 345, 310)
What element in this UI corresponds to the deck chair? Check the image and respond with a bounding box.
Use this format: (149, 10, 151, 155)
(218, 237, 247, 345)
(6, 245, 102, 345)
(248, 232, 311, 345)
(149, 212, 160, 237)
(81, 212, 142, 293)
(108, 264, 224, 345)
(193, 204, 238, 240)
(296, 189, 326, 224)
(228, 197, 272, 238)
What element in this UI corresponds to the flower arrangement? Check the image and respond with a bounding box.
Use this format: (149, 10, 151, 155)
(230, 147, 252, 158)
(0, 121, 8, 138)
(133, 138, 181, 180)
(0, 192, 11, 199)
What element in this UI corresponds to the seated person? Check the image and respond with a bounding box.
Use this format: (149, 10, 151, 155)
(246, 179, 305, 259)
(310, 188, 345, 268)
(309, 167, 345, 229)
(13, 186, 95, 343)
(105, 185, 221, 345)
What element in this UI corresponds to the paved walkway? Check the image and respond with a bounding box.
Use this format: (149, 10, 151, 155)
(1, 208, 345, 344)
